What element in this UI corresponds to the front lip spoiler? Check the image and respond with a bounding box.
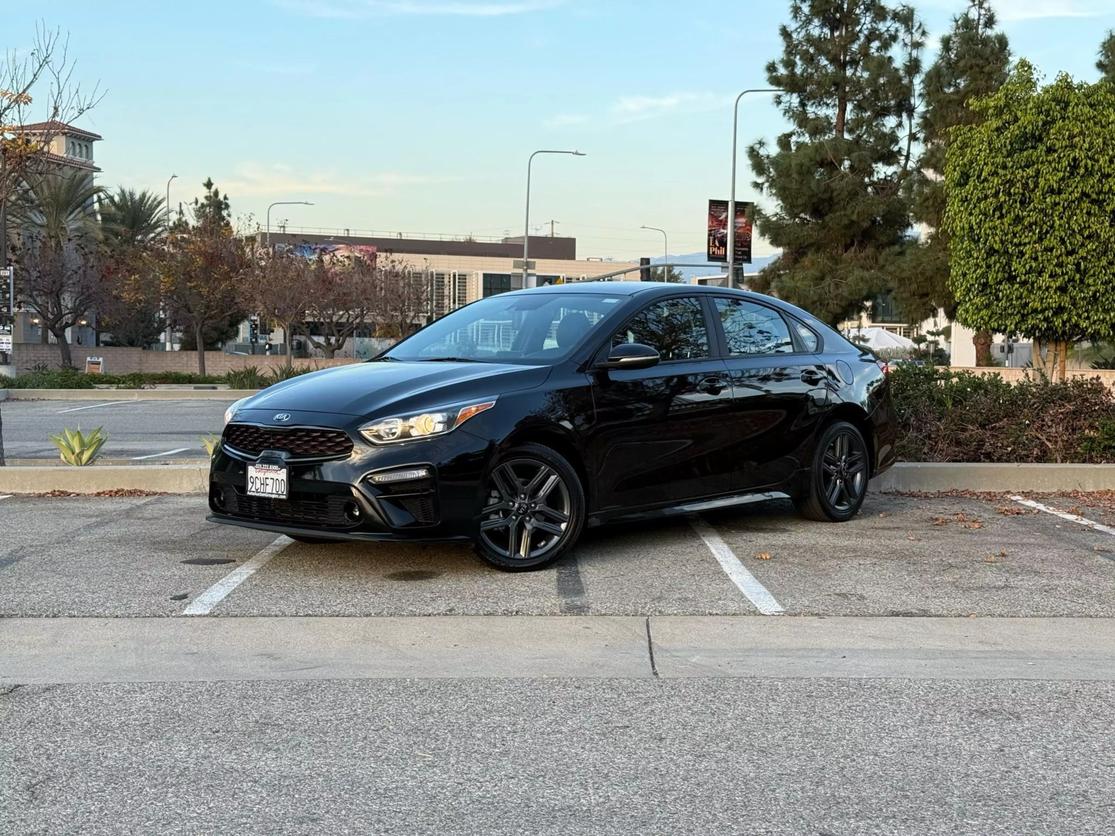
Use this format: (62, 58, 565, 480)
(206, 513, 470, 544)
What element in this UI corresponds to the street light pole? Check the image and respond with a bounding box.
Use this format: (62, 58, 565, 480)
(266, 200, 314, 248)
(727, 88, 781, 288)
(165, 174, 177, 228)
(524, 150, 584, 289)
(640, 225, 669, 281)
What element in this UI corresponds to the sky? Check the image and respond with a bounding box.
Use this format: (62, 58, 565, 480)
(7, 0, 1115, 261)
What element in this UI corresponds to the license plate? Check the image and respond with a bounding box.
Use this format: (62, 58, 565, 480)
(247, 463, 288, 499)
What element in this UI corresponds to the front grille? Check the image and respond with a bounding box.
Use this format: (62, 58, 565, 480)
(223, 423, 353, 459)
(224, 490, 354, 528)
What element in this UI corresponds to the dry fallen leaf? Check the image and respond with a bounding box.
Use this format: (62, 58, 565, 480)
(754, 552, 773, 561)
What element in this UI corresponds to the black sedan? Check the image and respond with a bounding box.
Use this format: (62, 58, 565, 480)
(209, 282, 896, 570)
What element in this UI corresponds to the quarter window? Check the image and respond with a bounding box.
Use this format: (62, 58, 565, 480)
(715, 298, 795, 355)
(612, 297, 709, 361)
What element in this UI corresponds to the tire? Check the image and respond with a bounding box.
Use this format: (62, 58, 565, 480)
(794, 420, 870, 522)
(474, 442, 586, 572)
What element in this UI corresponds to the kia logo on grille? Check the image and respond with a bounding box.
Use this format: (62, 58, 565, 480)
(273, 413, 292, 423)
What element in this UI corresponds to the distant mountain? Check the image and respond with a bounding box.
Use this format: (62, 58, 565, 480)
(651, 252, 778, 280)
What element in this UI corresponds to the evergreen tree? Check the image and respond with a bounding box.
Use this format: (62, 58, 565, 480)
(1099, 31, 1115, 83)
(748, 0, 925, 327)
(896, 0, 1009, 364)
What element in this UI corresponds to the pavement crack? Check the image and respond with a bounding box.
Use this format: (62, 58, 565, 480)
(0, 683, 24, 697)
(644, 617, 659, 678)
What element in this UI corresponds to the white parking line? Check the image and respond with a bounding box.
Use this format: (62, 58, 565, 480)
(56, 400, 131, 414)
(1011, 496, 1115, 537)
(182, 536, 292, 616)
(689, 516, 785, 615)
(0, 495, 12, 501)
(132, 447, 192, 460)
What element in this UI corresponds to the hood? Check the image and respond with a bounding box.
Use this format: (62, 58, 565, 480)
(238, 360, 550, 418)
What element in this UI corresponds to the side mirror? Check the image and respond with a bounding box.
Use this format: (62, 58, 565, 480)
(597, 342, 660, 371)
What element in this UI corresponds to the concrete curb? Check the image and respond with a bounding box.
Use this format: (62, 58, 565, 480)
(0, 464, 208, 494)
(0, 461, 1111, 497)
(1, 388, 256, 401)
(871, 462, 1115, 493)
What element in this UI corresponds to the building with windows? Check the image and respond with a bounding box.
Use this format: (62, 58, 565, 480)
(265, 230, 641, 321)
(18, 120, 102, 174)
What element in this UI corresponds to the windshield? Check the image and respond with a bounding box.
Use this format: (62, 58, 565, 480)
(384, 292, 624, 364)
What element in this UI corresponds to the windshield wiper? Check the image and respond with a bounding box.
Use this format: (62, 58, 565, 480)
(420, 356, 484, 362)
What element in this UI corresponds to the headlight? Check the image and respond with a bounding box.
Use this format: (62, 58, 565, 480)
(359, 399, 496, 445)
(224, 397, 249, 426)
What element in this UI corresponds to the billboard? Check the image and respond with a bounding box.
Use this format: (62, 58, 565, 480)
(706, 199, 753, 264)
(281, 242, 378, 265)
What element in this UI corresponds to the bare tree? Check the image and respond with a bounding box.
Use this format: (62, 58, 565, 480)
(247, 248, 312, 359)
(303, 255, 378, 358)
(1, 24, 102, 282)
(158, 180, 248, 376)
(14, 231, 100, 367)
(372, 256, 432, 341)
(0, 24, 100, 465)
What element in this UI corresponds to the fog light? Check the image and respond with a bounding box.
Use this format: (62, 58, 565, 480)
(368, 467, 432, 485)
(344, 501, 363, 523)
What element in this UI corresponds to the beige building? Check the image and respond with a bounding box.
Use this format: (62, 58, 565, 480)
(265, 230, 642, 319)
(19, 119, 102, 174)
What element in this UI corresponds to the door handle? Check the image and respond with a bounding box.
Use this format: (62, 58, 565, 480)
(697, 376, 726, 395)
(800, 368, 825, 385)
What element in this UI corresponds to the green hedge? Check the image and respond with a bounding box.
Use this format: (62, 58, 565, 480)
(3, 365, 322, 390)
(889, 364, 1115, 463)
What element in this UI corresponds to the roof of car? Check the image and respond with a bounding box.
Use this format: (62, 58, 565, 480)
(518, 280, 747, 297)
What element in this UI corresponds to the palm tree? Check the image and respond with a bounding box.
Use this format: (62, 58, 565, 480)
(12, 170, 102, 245)
(100, 187, 165, 251)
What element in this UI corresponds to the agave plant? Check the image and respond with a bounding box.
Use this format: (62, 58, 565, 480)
(49, 426, 108, 466)
(201, 433, 221, 457)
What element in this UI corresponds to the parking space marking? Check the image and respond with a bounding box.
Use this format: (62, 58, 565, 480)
(132, 447, 192, 460)
(0, 494, 11, 501)
(56, 400, 132, 414)
(689, 516, 784, 615)
(1011, 496, 1115, 537)
(182, 536, 292, 616)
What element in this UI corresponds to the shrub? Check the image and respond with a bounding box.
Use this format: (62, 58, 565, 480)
(224, 366, 267, 389)
(50, 426, 108, 466)
(201, 433, 221, 457)
(889, 365, 1115, 463)
(6, 366, 97, 389)
(266, 363, 317, 384)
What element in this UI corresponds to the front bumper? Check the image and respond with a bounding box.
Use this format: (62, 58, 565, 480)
(208, 424, 492, 542)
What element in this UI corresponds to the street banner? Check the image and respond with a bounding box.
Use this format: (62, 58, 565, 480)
(706, 199, 753, 264)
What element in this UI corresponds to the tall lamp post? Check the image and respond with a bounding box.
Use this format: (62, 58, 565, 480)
(640, 225, 669, 281)
(727, 88, 782, 287)
(165, 174, 177, 228)
(523, 149, 584, 288)
(266, 200, 314, 248)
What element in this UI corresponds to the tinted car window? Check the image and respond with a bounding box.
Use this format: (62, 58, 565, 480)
(793, 321, 819, 352)
(715, 298, 794, 355)
(612, 297, 709, 361)
(386, 292, 622, 363)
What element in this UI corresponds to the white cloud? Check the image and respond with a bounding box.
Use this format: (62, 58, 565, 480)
(611, 91, 724, 123)
(221, 162, 456, 197)
(275, 0, 562, 17)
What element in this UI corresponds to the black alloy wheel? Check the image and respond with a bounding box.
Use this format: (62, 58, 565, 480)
(795, 420, 869, 522)
(476, 443, 585, 571)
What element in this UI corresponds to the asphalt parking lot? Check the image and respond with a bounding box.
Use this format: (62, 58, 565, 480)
(2, 491, 1113, 619)
(1, 398, 230, 460)
(3, 489, 1114, 833)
